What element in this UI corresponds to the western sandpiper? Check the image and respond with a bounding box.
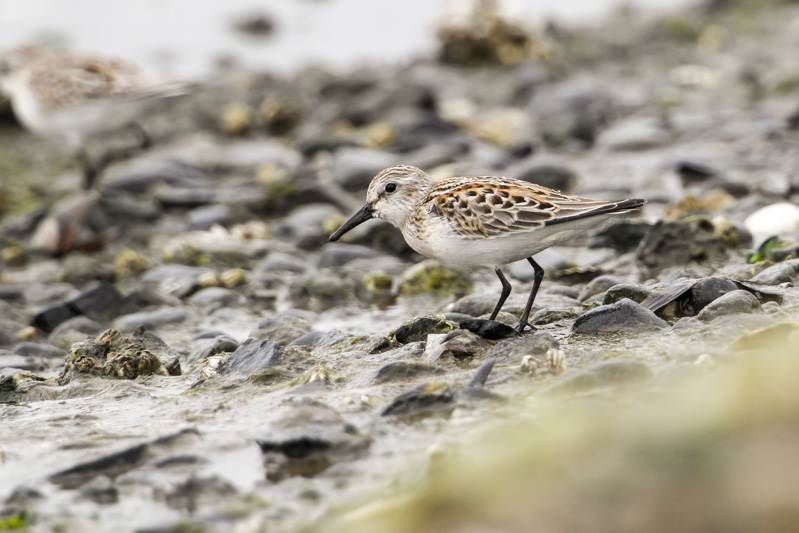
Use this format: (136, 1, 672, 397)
(329, 165, 645, 332)
(0, 44, 192, 188)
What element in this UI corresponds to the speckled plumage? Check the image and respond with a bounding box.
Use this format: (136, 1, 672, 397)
(330, 165, 645, 332)
(0, 45, 190, 145)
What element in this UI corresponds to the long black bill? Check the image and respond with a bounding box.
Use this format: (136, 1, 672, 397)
(329, 204, 375, 242)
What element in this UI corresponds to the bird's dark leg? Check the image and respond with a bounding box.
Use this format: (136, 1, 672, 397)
(78, 148, 98, 190)
(489, 267, 512, 321)
(518, 257, 545, 333)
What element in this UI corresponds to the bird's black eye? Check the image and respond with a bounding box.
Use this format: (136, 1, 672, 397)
(385, 183, 397, 194)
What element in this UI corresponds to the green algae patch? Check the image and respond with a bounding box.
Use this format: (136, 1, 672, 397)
(398, 261, 472, 298)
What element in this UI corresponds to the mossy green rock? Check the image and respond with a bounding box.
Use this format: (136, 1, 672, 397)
(398, 260, 472, 298)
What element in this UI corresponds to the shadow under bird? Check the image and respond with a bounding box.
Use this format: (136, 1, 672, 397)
(0, 44, 193, 189)
(329, 165, 645, 333)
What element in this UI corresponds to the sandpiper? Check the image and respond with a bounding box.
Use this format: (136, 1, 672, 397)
(0, 44, 192, 188)
(329, 165, 645, 333)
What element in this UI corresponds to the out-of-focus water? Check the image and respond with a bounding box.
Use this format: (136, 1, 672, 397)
(0, 0, 695, 79)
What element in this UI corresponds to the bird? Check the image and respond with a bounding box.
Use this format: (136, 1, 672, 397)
(0, 44, 192, 189)
(329, 165, 645, 333)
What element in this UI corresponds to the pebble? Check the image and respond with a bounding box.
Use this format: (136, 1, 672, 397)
(696, 290, 761, 322)
(572, 299, 668, 334)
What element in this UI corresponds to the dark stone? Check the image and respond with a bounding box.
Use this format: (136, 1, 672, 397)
(486, 331, 559, 360)
(547, 360, 654, 394)
(589, 220, 651, 253)
(374, 361, 444, 384)
(48, 428, 200, 489)
(256, 405, 371, 482)
(392, 315, 456, 344)
(0, 287, 24, 302)
(459, 319, 520, 340)
(49, 444, 149, 489)
(318, 243, 377, 268)
(636, 220, 728, 275)
(572, 299, 668, 334)
(222, 339, 282, 375)
(32, 282, 133, 333)
(696, 290, 761, 322)
(676, 160, 718, 183)
(381, 382, 455, 419)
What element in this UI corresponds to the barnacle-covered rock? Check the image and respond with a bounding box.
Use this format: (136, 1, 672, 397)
(59, 328, 180, 384)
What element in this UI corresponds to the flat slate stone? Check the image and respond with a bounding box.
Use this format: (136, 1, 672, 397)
(573, 298, 668, 334)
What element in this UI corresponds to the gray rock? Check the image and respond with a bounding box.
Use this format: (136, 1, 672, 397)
(318, 243, 377, 268)
(486, 331, 559, 360)
(114, 307, 187, 332)
(331, 147, 399, 190)
(255, 252, 308, 274)
(188, 204, 233, 230)
(187, 287, 245, 308)
(572, 299, 668, 334)
(12, 342, 65, 359)
(547, 360, 654, 394)
(274, 203, 342, 249)
(374, 361, 444, 384)
(578, 275, 627, 302)
(528, 79, 613, 147)
(696, 290, 761, 322)
(0, 319, 23, 348)
(251, 314, 313, 345)
(0, 353, 31, 370)
(750, 259, 799, 285)
(222, 339, 282, 375)
(597, 117, 668, 151)
(602, 283, 652, 305)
